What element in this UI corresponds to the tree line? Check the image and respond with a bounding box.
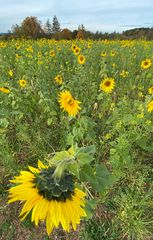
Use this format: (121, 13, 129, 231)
(1, 15, 153, 40)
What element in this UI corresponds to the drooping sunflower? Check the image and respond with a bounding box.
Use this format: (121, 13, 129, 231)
(0, 87, 10, 94)
(78, 55, 86, 65)
(54, 75, 63, 85)
(148, 86, 153, 94)
(58, 91, 81, 117)
(147, 100, 153, 112)
(100, 78, 115, 93)
(8, 160, 86, 236)
(19, 79, 27, 88)
(141, 59, 151, 69)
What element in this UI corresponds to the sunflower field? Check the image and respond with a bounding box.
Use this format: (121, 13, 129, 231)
(0, 39, 153, 240)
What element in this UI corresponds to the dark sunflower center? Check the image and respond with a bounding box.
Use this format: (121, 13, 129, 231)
(35, 167, 74, 202)
(104, 81, 111, 87)
(144, 61, 149, 66)
(67, 98, 75, 106)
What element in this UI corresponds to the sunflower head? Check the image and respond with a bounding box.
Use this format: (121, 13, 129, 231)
(71, 44, 77, 51)
(100, 78, 115, 93)
(15, 43, 20, 49)
(74, 47, 81, 55)
(101, 51, 106, 57)
(50, 50, 55, 57)
(19, 79, 27, 88)
(1, 42, 6, 48)
(58, 90, 81, 117)
(35, 167, 75, 202)
(110, 50, 115, 56)
(141, 59, 151, 69)
(87, 43, 92, 48)
(54, 75, 63, 85)
(78, 55, 86, 65)
(8, 160, 86, 235)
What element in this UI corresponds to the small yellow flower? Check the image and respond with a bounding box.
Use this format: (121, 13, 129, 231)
(105, 133, 112, 140)
(148, 86, 153, 94)
(8, 70, 13, 77)
(120, 70, 129, 78)
(19, 79, 27, 88)
(146, 120, 151, 125)
(137, 113, 144, 119)
(147, 100, 153, 112)
(100, 78, 115, 93)
(110, 102, 115, 110)
(141, 59, 151, 69)
(78, 55, 86, 65)
(38, 60, 43, 65)
(138, 92, 144, 98)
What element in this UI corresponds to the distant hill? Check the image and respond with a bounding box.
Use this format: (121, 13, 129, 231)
(122, 27, 153, 40)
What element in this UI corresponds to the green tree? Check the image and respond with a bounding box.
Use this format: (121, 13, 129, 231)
(52, 15, 61, 34)
(44, 19, 52, 35)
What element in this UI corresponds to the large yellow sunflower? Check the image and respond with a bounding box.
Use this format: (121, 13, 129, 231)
(8, 160, 86, 236)
(58, 91, 81, 117)
(100, 78, 115, 93)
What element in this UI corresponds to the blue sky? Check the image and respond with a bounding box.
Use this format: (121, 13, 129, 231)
(0, 0, 153, 33)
